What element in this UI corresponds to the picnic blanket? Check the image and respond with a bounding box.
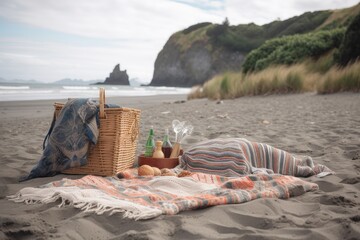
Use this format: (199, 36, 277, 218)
(20, 98, 100, 182)
(9, 169, 319, 220)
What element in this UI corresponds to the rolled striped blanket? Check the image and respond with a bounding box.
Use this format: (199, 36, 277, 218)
(179, 138, 333, 177)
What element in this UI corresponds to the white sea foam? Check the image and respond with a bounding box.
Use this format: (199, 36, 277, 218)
(0, 83, 191, 101)
(0, 85, 30, 90)
(62, 86, 91, 90)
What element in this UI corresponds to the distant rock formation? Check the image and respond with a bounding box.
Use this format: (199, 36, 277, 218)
(99, 64, 129, 85)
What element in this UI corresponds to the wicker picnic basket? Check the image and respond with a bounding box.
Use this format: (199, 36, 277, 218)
(54, 88, 141, 176)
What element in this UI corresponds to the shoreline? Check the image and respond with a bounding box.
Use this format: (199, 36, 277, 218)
(1, 92, 359, 239)
(0, 94, 188, 120)
(0, 84, 192, 102)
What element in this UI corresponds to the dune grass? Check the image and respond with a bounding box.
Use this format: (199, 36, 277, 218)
(317, 61, 360, 93)
(188, 60, 360, 100)
(303, 51, 335, 73)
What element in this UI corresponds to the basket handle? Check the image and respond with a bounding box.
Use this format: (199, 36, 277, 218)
(129, 113, 139, 142)
(99, 88, 105, 119)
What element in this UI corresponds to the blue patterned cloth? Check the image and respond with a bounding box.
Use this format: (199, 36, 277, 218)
(20, 98, 101, 181)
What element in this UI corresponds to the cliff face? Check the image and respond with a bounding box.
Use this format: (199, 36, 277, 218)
(150, 30, 244, 87)
(103, 64, 129, 85)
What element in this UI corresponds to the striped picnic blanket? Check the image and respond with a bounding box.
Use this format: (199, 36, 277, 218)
(8, 170, 319, 220)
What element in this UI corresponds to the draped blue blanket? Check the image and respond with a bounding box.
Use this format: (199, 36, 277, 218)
(20, 98, 100, 181)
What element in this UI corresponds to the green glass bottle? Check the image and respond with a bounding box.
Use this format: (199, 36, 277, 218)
(144, 127, 155, 157)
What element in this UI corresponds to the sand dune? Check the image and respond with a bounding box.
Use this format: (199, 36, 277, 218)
(0, 93, 359, 239)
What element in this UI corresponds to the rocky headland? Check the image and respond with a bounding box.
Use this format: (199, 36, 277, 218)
(149, 3, 360, 88)
(96, 64, 129, 85)
(150, 25, 244, 87)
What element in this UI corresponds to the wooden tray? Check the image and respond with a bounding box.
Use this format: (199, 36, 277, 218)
(138, 154, 180, 169)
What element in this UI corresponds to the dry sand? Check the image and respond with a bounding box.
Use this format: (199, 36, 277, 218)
(0, 93, 359, 240)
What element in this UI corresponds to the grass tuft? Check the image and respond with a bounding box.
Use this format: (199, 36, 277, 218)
(317, 61, 360, 93)
(189, 60, 360, 100)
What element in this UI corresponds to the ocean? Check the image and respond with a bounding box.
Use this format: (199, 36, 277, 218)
(0, 83, 191, 102)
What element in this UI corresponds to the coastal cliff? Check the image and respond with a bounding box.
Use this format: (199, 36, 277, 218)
(150, 3, 360, 87)
(150, 24, 244, 87)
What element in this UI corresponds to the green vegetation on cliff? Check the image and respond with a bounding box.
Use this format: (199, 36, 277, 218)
(171, 7, 343, 54)
(206, 10, 332, 53)
(238, 3, 360, 74)
(317, 3, 360, 30)
(336, 12, 360, 66)
(171, 23, 213, 52)
(242, 28, 345, 73)
(241, 7, 360, 74)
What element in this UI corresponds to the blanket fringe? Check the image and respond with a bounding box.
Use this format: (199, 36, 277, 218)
(7, 187, 162, 220)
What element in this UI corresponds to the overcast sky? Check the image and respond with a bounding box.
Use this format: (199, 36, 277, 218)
(0, 0, 358, 83)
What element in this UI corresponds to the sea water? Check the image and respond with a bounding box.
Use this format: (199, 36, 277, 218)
(0, 83, 191, 101)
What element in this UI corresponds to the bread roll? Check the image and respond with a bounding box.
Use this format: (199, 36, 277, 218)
(160, 168, 176, 176)
(152, 167, 161, 176)
(138, 165, 154, 176)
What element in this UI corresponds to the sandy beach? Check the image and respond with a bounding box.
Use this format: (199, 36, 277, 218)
(0, 92, 359, 240)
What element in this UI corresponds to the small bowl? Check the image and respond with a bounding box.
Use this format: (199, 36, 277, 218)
(138, 154, 181, 169)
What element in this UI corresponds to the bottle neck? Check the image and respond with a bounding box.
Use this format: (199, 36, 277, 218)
(163, 134, 169, 141)
(155, 141, 163, 149)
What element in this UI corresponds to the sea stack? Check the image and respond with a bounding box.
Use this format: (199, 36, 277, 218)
(103, 64, 130, 85)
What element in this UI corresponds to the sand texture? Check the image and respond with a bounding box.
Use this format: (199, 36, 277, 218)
(0, 93, 359, 240)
